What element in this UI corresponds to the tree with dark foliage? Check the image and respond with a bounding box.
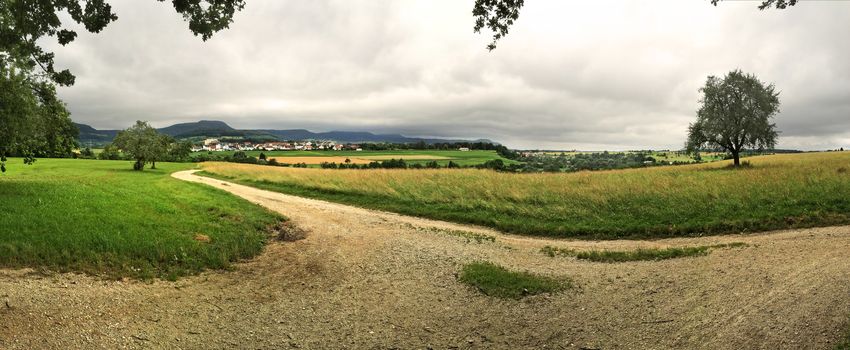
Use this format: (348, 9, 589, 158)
(112, 121, 172, 170)
(686, 70, 780, 166)
(710, 0, 798, 10)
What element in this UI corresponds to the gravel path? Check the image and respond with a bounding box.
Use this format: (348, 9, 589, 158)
(1, 170, 849, 349)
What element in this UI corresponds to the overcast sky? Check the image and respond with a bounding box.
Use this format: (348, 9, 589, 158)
(48, 0, 850, 150)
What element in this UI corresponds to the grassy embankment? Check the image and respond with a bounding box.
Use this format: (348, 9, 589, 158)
(194, 149, 518, 167)
(201, 152, 850, 239)
(0, 159, 282, 279)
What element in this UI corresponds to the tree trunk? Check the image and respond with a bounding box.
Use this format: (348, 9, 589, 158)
(732, 151, 740, 166)
(151, 160, 156, 169)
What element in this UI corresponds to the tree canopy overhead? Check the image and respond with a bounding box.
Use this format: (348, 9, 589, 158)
(0, 0, 243, 171)
(473, 0, 799, 50)
(472, 0, 524, 51)
(710, 0, 798, 10)
(686, 70, 780, 166)
(0, 0, 245, 87)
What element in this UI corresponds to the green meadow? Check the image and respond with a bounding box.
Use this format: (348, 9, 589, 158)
(0, 159, 281, 279)
(201, 152, 850, 239)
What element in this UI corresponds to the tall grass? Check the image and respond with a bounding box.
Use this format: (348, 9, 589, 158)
(201, 152, 850, 239)
(0, 159, 282, 279)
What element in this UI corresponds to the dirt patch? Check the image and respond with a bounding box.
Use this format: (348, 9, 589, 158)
(1, 170, 848, 349)
(271, 221, 309, 242)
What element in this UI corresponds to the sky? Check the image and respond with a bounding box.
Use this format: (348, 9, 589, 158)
(47, 0, 850, 150)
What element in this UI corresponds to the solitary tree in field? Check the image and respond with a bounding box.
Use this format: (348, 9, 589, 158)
(112, 121, 171, 170)
(686, 70, 780, 166)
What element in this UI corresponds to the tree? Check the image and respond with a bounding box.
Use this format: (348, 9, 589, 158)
(149, 134, 173, 169)
(112, 121, 170, 170)
(686, 70, 780, 166)
(0, 62, 78, 172)
(1, 0, 245, 87)
(98, 144, 122, 160)
(80, 147, 95, 158)
(710, 0, 798, 10)
(473, 0, 525, 51)
(0, 0, 243, 170)
(258, 152, 267, 161)
(167, 140, 193, 162)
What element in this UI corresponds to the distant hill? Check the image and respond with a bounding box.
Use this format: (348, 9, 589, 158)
(74, 120, 494, 146)
(159, 120, 241, 138)
(75, 123, 119, 145)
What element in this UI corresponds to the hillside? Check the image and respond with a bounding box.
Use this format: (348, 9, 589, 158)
(74, 120, 493, 145)
(75, 123, 119, 145)
(158, 120, 240, 137)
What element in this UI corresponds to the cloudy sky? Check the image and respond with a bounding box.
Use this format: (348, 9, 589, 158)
(48, 0, 850, 150)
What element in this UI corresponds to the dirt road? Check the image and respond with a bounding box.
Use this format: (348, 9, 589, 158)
(2, 170, 849, 349)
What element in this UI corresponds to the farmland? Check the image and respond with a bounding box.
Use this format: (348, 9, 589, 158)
(0, 159, 282, 279)
(6, 167, 850, 348)
(3, 153, 850, 348)
(192, 149, 518, 167)
(200, 151, 850, 239)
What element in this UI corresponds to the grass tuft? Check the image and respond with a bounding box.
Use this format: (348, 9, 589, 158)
(458, 261, 569, 299)
(575, 247, 710, 262)
(541, 242, 748, 263)
(430, 228, 496, 243)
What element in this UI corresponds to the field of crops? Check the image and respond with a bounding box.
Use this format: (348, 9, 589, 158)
(192, 149, 517, 166)
(0, 159, 281, 279)
(200, 151, 850, 239)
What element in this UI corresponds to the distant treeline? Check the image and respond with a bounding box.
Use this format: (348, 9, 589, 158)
(358, 141, 519, 160)
(520, 152, 663, 172)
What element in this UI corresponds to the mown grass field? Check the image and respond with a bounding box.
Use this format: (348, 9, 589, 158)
(195, 149, 518, 166)
(0, 159, 282, 279)
(200, 152, 850, 239)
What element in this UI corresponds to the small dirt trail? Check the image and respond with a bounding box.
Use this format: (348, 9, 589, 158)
(1, 170, 849, 349)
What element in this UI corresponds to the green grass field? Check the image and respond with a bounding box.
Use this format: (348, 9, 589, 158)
(194, 149, 518, 166)
(0, 159, 282, 279)
(200, 151, 850, 239)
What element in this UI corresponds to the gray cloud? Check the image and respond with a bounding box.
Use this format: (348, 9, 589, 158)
(47, 0, 850, 150)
